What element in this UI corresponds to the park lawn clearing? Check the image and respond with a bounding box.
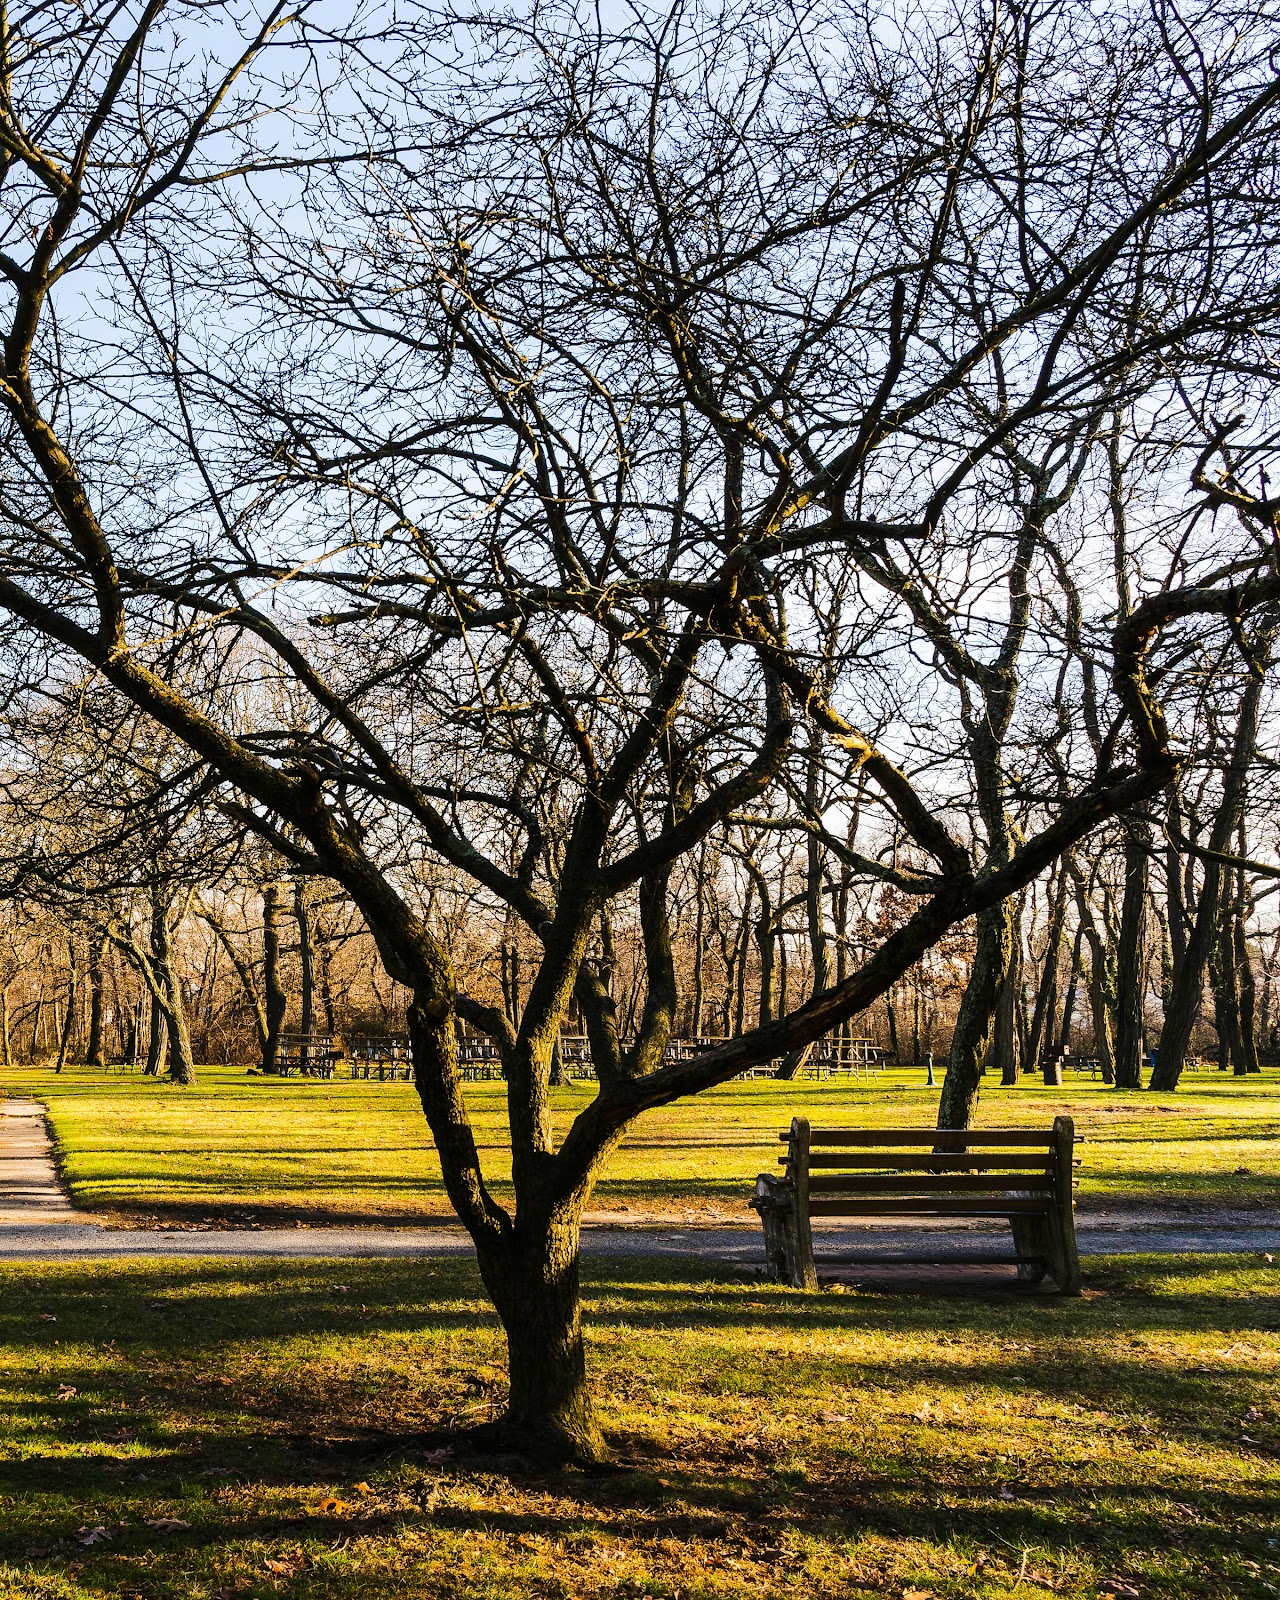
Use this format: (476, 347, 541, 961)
(0, 1253, 1275, 1599)
(2, 1065, 1280, 1226)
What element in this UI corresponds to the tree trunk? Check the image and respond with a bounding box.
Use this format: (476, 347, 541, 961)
(1153, 627, 1274, 1089)
(1071, 862, 1116, 1084)
(751, 872, 775, 1028)
(1112, 819, 1149, 1088)
(691, 851, 706, 1036)
(261, 882, 287, 1073)
(54, 942, 77, 1072)
(406, 997, 604, 1463)
(1027, 860, 1068, 1077)
(938, 903, 1011, 1128)
(295, 880, 315, 1037)
(165, 976, 197, 1084)
(144, 994, 166, 1076)
(1233, 870, 1260, 1074)
(151, 898, 196, 1085)
(1, 986, 10, 1068)
(992, 903, 1023, 1086)
(485, 1215, 602, 1462)
(1057, 924, 1084, 1056)
(86, 934, 107, 1067)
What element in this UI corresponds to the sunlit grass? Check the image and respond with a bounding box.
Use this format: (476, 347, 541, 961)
(2, 1064, 1278, 1224)
(0, 1253, 1275, 1598)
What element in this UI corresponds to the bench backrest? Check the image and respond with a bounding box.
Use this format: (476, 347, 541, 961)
(780, 1117, 1075, 1217)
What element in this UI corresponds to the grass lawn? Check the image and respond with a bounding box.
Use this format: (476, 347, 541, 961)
(0, 1252, 1275, 1599)
(2, 1066, 1279, 1226)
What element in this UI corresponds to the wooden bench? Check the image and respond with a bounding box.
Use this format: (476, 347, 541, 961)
(277, 1032, 341, 1078)
(751, 1117, 1081, 1294)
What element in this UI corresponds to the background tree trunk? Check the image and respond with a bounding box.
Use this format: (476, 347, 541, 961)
(261, 882, 287, 1074)
(1112, 818, 1149, 1088)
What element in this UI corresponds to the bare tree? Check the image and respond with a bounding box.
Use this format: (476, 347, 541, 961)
(0, 0, 1277, 1461)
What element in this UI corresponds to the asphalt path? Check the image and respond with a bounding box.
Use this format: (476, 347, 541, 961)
(2, 1097, 1275, 1267)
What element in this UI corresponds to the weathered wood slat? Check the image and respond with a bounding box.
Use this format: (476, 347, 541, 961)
(807, 1197, 1052, 1216)
(780, 1128, 1055, 1147)
(805, 1173, 1054, 1194)
(798, 1153, 1053, 1171)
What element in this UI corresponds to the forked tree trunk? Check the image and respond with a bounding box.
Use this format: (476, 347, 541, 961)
(405, 997, 605, 1463)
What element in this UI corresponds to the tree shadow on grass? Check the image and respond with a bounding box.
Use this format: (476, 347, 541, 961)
(0, 1257, 1272, 1515)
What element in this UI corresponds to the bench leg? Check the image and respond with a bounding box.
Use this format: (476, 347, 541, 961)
(1008, 1214, 1049, 1284)
(758, 1199, 792, 1284)
(1050, 1116, 1083, 1294)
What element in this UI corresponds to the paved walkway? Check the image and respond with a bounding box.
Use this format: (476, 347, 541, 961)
(0, 1099, 78, 1223)
(1, 1099, 1276, 1264)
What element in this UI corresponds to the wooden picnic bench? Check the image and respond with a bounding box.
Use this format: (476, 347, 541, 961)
(277, 1031, 341, 1078)
(751, 1117, 1081, 1294)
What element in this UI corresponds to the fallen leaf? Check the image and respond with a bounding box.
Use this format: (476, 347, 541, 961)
(421, 1445, 453, 1464)
(263, 1558, 298, 1575)
(145, 1517, 191, 1532)
(819, 1410, 849, 1424)
(38, 1313, 56, 1323)
(320, 1497, 350, 1515)
(214, 1582, 251, 1598)
(998, 1487, 1017, 1501)
(902, 1589, 936, 1599)
(57, 1385, 77, 1400)
(77, 1526, 112, 1546)
(332, 1284, 350, 1294)
(1101, 1582, 1140, 1599)
(353, 1481, 373, 1495)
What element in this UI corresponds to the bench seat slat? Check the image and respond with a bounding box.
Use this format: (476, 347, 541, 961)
(800, 1153, 1052, 1171)
(807, 1197, 1051, 1216)
(781, 1128, 1056, 1147)
(806, 1173, 1054, 1194)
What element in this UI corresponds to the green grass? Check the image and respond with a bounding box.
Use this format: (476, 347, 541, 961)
(0, 1253, 1276, 1598)
(3, 1065, 1279, 1225)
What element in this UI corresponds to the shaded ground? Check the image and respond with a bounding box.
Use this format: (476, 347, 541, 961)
(0, 1253, 1276, 1599)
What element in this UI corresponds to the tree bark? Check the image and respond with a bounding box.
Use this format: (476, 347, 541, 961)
(150, 898, 196, 1085)
(992, 899, 1023, 1086)
(144, 993, 166, 1076)
(1112, 818, 1149, 1088)
(295, 879, 315, 1038)
(86, 934, 107, 1067)
(261, 881, 287, 1073)
(938, 903, 1011, 1127)
(1026, 858, 1069, 1077)
(54, 940, 77, 1072)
